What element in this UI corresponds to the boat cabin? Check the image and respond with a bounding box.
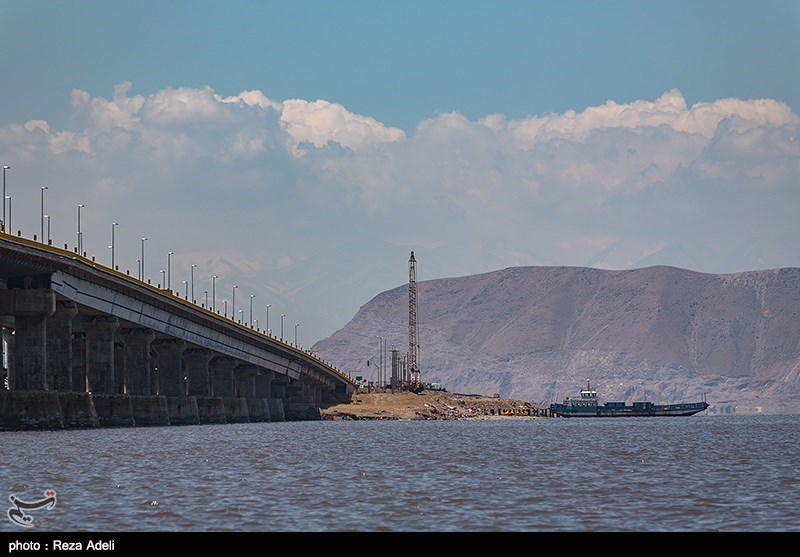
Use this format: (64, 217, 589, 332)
(563, 381, 598, 407)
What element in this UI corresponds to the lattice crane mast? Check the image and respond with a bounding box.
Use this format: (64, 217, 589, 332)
(408, 251, 421, 390)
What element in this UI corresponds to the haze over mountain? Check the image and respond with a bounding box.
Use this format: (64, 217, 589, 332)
(312, 265, 800, 415)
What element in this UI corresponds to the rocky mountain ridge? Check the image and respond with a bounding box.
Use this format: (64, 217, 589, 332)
(312, 265, 800, 415)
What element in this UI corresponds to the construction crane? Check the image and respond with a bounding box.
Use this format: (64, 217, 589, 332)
(408, 251, 421, 391)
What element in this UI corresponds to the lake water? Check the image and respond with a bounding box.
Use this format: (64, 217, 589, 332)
(1, 414, 798, 533)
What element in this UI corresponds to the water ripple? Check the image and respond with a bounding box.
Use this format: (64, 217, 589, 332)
(1, 416, 798, 531)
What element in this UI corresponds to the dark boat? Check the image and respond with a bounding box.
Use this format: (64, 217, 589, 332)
(549, 381, 709, 417)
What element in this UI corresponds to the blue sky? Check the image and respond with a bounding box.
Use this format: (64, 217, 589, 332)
(1, 1, 799, 345)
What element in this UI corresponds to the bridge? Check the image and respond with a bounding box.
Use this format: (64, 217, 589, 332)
(0, 232, 357, 430)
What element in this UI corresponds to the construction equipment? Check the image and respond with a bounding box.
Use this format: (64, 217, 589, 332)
(408, 251, 421, 391)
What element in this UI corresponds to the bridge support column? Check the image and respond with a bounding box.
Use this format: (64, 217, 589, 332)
(5, 289, 55, 391)
(210, 356, 235, 397)
(122, 328, 168, 427)
(121, 328, 155, 395)
(270, 373, 289, 422)
(185, 348, 213, 397)
(186, 349, 224, 424)
(46, 301, 77, 392)
(0, 289, 65, 430)
(283, 378, 321, 421)
(84, 315, 133, 427)
(254, 370, 272, 423)
(235, 364, 257, 398)
(84, 315, 119, 395)
(152, 339, 186, 396)
(71, 332, 86, 391)
(211, 356, 247, 423)
(153, 339, 197, 425)
(50, 304, 97, 429)
(236, 364, 267, 422)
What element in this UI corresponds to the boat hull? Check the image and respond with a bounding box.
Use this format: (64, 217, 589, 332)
(549, 401, 709, 417)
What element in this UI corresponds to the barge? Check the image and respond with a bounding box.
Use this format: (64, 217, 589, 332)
(550, 382, 709, 417)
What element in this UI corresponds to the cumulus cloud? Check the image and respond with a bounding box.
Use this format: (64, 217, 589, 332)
(280, 99, 405, 155)
(1, 83, 798, 279)
(2, 82, 799, 342)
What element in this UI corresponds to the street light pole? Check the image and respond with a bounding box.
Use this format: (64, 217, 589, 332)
(295, 323, 299, 345)
(40, 186, 48, 243)
(44, 215, 50, 244)
(2, 165, 9, 231)
(111, 222, 118, 269)
(167, 251, 174, 289)
(182, 280, 188, 299)
(77, 204, 85, 254)
(136, 259, 141, 280)
(266, 305, 270, 334)
(160, 269, 165, 287)
(5, 196, 10, 233)
(212, 275, 218, 312)
(232, 285, 237, 320)
(141, 237, 147, 281)
(281, 314, 285, 340)
(204, 290, 208, 307)
(191, 264, 196, 302)
(249, 294, 255, 327)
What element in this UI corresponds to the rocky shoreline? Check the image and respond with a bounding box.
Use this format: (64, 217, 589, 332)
(319, 389, 550, 420)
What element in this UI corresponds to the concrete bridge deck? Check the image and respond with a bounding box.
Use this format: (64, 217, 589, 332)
(0, 232, 357, 430)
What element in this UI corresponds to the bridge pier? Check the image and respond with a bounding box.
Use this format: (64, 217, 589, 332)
(270, 374, 290, 422)
(121, 328, 168, 426)
(236, 363, 269, 422)
(2, 289, 55, 390)
(0, 289, 64, 430)
(283, 377, 322, 421)
(47, 301, 77, 392)
(186, 348, 225, 424)
(254, 370, 272, 422)
(122, 328, 155, 395)
(210, 356, 248, 423)
(153, 338, 198, 425)
(84, 315, 133, 427)
(83, 315, 119, 395)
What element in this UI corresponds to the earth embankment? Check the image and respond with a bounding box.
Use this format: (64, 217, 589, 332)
(319, 389, 549, 420)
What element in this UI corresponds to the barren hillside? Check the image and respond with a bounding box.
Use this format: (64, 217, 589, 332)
(312, 265, 800, 414)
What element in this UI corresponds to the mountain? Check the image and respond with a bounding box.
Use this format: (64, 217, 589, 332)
(312, 265, 800, 415)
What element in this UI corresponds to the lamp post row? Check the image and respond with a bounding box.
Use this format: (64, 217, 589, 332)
(1, 170, 298, 344)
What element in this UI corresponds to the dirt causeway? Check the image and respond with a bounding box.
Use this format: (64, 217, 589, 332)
(319, 389, 549, 420)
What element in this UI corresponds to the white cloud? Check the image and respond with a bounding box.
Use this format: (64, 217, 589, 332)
(1, 84, 798, 343)
(279, 98, 405, 155)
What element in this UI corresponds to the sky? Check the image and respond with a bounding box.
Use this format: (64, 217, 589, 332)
(1, 0, 799, 345)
